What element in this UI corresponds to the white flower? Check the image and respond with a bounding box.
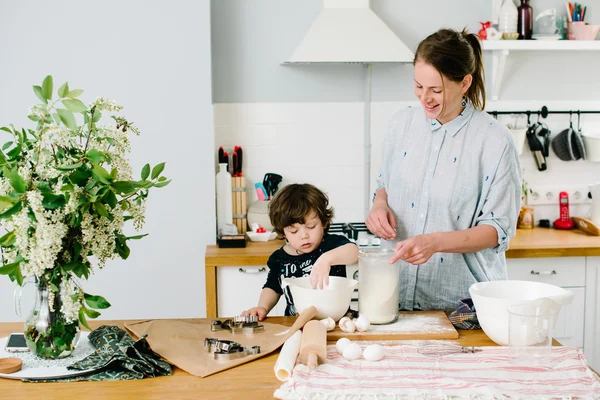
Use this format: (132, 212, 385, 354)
(59, 278, 80, 324)
(89, 97, 123, 112)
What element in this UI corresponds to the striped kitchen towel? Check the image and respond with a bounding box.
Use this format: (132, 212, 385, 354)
(274, 344, 600, 399)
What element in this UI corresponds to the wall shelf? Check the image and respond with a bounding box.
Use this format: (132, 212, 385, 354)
(482, 40, 600, 100)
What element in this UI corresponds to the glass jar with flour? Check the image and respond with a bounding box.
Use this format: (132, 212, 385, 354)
(358, 248, 400, 325)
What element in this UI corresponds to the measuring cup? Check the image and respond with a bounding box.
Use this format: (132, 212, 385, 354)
(358, 248, 400, 325)
(507, 298, 558, 365)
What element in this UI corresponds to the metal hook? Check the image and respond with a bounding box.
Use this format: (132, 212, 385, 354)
(577, 110, 581, 132)
(569, 111, 573, 129)
(526, 111, 531, 126)
(493, 111, 498, 119)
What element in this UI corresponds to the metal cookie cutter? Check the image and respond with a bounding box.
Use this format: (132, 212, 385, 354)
(211, 315, 264, 334)
(204, 338, 261, 360)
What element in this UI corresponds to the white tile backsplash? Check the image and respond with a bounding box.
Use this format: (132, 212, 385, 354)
(214, 101, 600, 225)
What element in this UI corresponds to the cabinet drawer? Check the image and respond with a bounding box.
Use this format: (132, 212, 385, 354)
(216, 266, 286, 318)
(506, 257, 585, 287)
(553, 287, 585, 348)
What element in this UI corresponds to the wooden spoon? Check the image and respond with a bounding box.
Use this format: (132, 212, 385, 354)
(0, 358, 22, 374)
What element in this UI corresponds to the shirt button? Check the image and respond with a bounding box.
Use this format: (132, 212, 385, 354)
(434, 146, 438, 150)
(420, 214, 424, 218)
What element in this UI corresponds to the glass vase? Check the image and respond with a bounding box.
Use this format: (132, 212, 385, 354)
(15, 277, 80, 359)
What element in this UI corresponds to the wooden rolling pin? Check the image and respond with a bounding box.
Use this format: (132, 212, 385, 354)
(298, 320, 327, 370)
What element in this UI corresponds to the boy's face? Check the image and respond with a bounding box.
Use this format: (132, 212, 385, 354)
(282, 210, 325, 255)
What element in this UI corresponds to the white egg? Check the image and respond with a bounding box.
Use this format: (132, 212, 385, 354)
(339, 317, 356, 333)
(353, 315, 370, 332)
(336, 337, 351, 355)
(362, 344, 385, 361)
(342, 343, 362, 361)
(320, 317, 335, 331)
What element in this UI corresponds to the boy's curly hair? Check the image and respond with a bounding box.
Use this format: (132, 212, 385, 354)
(268, 183, 334, 237)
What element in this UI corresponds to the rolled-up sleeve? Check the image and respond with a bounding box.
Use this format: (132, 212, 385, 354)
(374, 119, 397, 201)
(476, 143, 522, 252)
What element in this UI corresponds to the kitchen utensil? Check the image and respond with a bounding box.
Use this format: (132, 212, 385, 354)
(358, 248, 400, 325)
(218, 146, 225, 164)
(237, 146, 243, 176)
(417, 343, 481, 357)
(552, 112, 586, 161)
(572, 216, 600, 235)
(526, 122, 548, 171)
(469, 280, 573, 346)
(298, 320, 326, 369)
(282, 277, 357, 321)
(262, 173, 283, 199)
(204, 338, 261, 360)
(274, 330, 302, 382)
(280, 305, 318, 344)
(0, 358, 22, 374)
(582, 132, 600, 162)
(326, 310, 459, 341)
(210, 316, 264, 334)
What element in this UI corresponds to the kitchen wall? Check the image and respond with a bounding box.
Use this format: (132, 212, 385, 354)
(213, 0, 600, 226)
(0, 0, 215, 322)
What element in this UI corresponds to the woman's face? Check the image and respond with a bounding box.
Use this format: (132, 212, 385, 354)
(413, 60, 470, 125)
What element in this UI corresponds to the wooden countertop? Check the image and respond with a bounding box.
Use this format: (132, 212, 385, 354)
(206, 228, 600, 265)
(0, 317, 512, 399)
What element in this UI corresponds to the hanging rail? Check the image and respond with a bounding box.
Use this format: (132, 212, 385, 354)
(487, 106, 600, 119)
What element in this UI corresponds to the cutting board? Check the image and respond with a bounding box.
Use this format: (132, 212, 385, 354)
(327, 311, 458, 341)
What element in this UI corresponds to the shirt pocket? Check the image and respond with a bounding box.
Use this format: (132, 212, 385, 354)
(450, 182, 478, 226)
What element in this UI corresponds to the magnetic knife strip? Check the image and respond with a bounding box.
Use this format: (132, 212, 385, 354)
(211, 315, 265, 334)
(204, 338, 260, 360)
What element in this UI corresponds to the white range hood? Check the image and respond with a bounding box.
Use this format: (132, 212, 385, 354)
(285, 0, 414, 64)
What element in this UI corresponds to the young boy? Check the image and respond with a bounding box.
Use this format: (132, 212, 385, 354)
(242, 183, 358, 320)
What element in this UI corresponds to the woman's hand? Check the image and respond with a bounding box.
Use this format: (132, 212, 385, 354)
(389, 234, 439, 265)
(241, 306, 268, 321)
(309, 258, 331, 290)
(366, 202, 397, 240)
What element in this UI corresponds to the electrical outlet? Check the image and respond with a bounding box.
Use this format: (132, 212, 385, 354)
(527, 185, 592, 206)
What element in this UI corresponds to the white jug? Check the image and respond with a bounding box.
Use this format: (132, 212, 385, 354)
(590, 182, 600, 225)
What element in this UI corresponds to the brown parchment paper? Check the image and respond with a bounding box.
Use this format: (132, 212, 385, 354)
(124, 319, 290, 378)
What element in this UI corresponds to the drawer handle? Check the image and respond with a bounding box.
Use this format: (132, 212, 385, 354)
(530, 270, 557, 275)
(238, 267, 266, 274)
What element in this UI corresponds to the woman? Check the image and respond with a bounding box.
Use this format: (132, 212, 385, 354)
(365, 28, 521, 312)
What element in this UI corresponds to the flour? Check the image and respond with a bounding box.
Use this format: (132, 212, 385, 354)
(358, 251, 400, 324)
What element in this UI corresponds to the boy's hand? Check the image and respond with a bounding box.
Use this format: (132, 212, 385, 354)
(309, 258, 331, 290)
(241, 306, 268, 321)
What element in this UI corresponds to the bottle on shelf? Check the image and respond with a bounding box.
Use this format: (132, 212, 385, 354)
(517, 0, 533, 39)
(216, 163, 233, 234)
(498, 0, 518, 34)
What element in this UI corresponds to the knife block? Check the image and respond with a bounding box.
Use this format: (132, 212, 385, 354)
(232, 177, 247, 234)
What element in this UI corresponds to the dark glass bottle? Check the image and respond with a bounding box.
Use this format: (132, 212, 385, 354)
(517, 0, 533, 39)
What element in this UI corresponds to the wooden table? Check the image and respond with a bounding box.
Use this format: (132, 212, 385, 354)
(0, 318, 509, 400)
(205, 228, 600, 318)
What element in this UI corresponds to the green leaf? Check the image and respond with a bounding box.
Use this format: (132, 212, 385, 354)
(154, 180, 171, 188)
(0, 195, 15, 211)
(141, 164, 150, 180)
(103, 189, 117, 208)
(92, 111, 102, 123)
(151, 163, 165, 179)
(58, 82, 69, 98)
(127, 234, 148, 240)
(78, 308, 91, 330)
(56, 108, 76, 130)
(0, 127, 11, 133)
(93, 201, 109, 218)
(83, 308, 101, 319)
(84, 294, 111, 309)
(73, 261, 90, 279)
(66, 89, 83, 98)
(42, 75, 53, 100)
(114, 233, 130, 259)
(36, 182, 52, 193)
(33, 85, 47, 103)
(6, 145, 22, 160)
(92, 165, 112, 184)
(86, 149, 105, 165)
(0, 257, 23, 275)
(61, 183, 74, 192)
(52, 113, 61, 125)
(28, 115, 41, 122)
(42, 193, 66, 209)
(0, 231, 15, 246)
(111, 181, 141, 195)
(11, 265, 24, 286)
(62, 99, 87, 113)
(55, 162, 83, 171)
(0, 201, 22, 219)
(69, 168, 91, 186)
(61, 261, 80, 272)
(10, 169, 27, 193)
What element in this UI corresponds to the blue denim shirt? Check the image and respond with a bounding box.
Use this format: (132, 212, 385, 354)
(376, 102, 522, 311)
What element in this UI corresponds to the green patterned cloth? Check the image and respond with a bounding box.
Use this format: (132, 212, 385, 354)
(27, 325, 172, 382)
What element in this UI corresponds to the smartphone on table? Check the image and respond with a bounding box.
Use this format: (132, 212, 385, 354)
(4, 333, 29, 353)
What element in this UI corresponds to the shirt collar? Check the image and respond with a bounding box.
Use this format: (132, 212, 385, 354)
(427, 100, 475, 137)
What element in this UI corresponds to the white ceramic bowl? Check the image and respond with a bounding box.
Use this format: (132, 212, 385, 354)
(246, 231, 277, 242)
(282, 276, 358, 321)
(469, 280, 573, 346)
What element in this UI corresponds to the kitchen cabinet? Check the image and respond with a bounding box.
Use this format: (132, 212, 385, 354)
(585, 256, 600, 371)
(482, 40, 600, 100)
(506, 256, 597, 370)
(216, 266, 286, 318)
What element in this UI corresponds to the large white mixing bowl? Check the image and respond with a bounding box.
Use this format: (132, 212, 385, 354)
(469, 280, 574, 346)
(282, 276, 358, 321)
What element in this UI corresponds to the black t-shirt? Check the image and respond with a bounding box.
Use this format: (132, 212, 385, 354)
(263, 233, 353, 316)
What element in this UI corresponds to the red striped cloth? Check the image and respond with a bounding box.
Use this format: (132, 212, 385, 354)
(274, 344, 600, 399)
